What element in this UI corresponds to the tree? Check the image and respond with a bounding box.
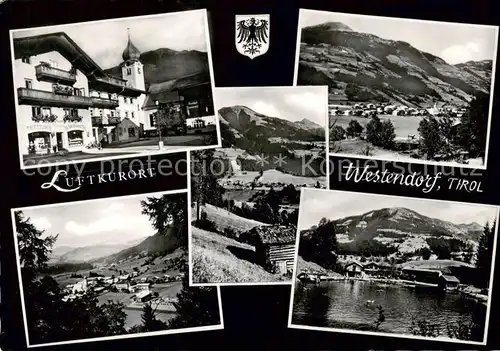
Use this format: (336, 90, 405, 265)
(141, 193, 188, 248)
(475, 221, 495, 289)
(379, 119, 396, 149)
(299, 218, 338, 269)
(365, 116, 395, 149)
(418, 116, 442, 159)
(154, 103, 185, 143)
(458, 92, 490, 160)
(420, 247, 432, 260)
(138, 303, 167, 332)
(15, 211, 128, 344)
(346, 120, 363, 138)
(168, 264, 221, 329)
(191, 150, 225, 220)
(330, 125, 346, 141)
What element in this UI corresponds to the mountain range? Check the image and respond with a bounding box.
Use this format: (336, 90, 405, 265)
(104, 227, 182, 262)
(297, 21, 493, 106)
(49, 238, 145, 263)
(302, 207, 485, 255)
(218, 105, 325, 146)
(104, 48, 209, 86)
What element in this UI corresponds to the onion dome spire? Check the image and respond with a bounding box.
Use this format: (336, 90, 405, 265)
(122, 28, 141, 62)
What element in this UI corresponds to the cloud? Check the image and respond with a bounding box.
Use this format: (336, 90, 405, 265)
(106, 202, 125, 212)
(284, 91, 326, 116)
(250, 101, 282, 118)
(64, 214, 149, 236)
(31, 217, 52, 230)
(440, 41, 481, 64)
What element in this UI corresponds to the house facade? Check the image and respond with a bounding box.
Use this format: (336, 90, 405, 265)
(142, 71, 216, 136)
(13, 29, 217, 155)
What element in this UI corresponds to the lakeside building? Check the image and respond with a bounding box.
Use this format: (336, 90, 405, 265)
(12, 29, 215, 157)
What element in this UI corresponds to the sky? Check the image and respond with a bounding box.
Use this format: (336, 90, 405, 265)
(298, 10, 499, 65)
(215, 86, 328, 126)
(12, 10, 208, 69)
(16, 191, 180, 248)
(298, 188, 498, 230)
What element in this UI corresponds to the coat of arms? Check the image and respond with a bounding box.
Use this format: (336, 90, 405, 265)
(235, 15, 270, 59)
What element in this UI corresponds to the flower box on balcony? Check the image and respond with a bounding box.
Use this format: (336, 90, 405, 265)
(53, 84, 74, 96)
(63, 115, 83, 123)
(31, 114, 58, 123)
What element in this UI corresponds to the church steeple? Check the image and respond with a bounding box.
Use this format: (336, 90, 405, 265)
(122, 28, 141, 62)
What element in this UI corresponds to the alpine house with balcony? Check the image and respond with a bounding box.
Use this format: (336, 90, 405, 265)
(13, 31, 147, 155)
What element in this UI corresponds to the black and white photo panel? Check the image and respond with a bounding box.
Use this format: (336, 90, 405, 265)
(294, 9, 499, 170)
(10, 9, 221, 171)
(10, 189, 223, 348)
(288, 188, 499, 346)
(189, 86, 329, 286)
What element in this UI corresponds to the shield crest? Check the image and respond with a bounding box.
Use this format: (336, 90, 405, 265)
(235, 14, 270, 59)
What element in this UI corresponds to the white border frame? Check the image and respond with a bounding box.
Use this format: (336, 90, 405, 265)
(9, 9, 222, 171)
(188, 85, 330, 287)
(287, 187, 500, 346)
(293, 8, 499, 171)
(10, 188, 224, 348)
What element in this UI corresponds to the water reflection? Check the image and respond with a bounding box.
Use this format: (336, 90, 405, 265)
(292, 280, 486, 342)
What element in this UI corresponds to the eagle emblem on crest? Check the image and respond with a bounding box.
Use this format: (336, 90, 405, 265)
(235, 15, 270, 59)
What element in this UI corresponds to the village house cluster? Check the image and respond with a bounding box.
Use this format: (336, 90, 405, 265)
(61, 263, 185, 305)
(13, 30, 216, 156)
(329, 102, 468, 118)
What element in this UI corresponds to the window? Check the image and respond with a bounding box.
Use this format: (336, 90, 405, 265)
(149, 114, 156, 127)
(131, 98, 135, 104)
(31, 106, 41, 117)
(125, 111, 129, 118)
(111, 111, 114, 117)
(131, 112, 135, 119)
(126, 68, 132, 75)
(137, 67, 141, 74)
(128, 128, 136, 137)
(99, 109, 103, 117)
(68, 130, 83, 147)
(63, 108, 78, 117)
(22, 57, 31, 64)
(24, 79, 32, 89)
(90, 109, 93, 117)
(74, 88, 84, 96)
(41, 107, 51, 116)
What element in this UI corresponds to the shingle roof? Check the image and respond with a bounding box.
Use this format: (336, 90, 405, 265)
(441, 274, 460, 283)
(243, 225, 297, 245)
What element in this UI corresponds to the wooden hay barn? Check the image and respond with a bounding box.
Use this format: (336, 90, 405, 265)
(243, 225, 296, 275)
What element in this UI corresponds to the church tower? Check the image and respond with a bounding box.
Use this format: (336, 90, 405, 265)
(120, 28, 146, 91)
(120, 28, 147, 129)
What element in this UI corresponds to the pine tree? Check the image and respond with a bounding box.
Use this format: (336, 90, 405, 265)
(168, 264, 220, 329)
(475, 221, 494, 289)
(140, 303, 166, 332)
(191, 150, 225, 220)
(141, 193, 188, 248)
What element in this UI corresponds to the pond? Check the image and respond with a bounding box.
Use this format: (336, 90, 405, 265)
(291, 280, 486, 342)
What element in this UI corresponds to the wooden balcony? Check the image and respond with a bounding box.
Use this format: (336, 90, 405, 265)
(35, 64, 77, 85)
(90, 96, 119, 109)
(17, 87, 93, 108)
(91, 116, 121, 126)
